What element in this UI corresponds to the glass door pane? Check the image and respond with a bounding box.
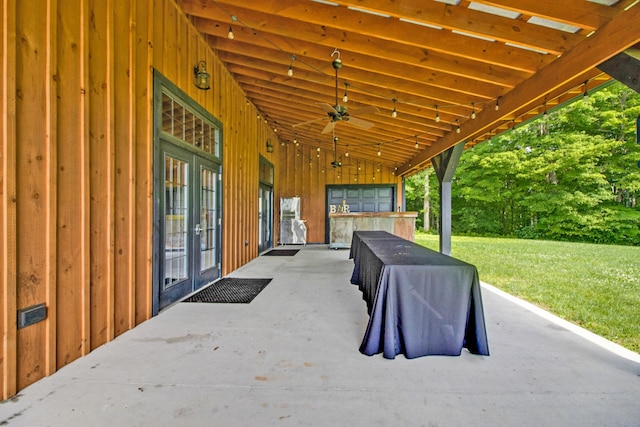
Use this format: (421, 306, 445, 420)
(199, 167, 217, 272)
(258, 183, 273, 252)
(194, 157, 220, 286)
(164, 155, 189, 289)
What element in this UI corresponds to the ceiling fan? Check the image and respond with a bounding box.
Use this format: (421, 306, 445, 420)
(293, 50, 379, 134)
(329, 134, 357, 169)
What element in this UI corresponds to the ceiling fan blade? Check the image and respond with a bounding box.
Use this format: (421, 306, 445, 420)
(349, 105, 379, 116)
(321, 121, 337, 134)
(345, 116, 375, 130)
(292, 117, 327, 128)
(319, 103, 339, 114)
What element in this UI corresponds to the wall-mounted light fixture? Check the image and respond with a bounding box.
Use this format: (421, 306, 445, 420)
(266, 140, 274, 153)
(193, 61, 210, 90)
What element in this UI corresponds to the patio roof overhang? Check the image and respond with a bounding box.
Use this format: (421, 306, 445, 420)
(180, 0, 640, 176)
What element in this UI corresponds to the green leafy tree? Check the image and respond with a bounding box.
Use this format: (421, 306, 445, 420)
(412, 81, 640, 245)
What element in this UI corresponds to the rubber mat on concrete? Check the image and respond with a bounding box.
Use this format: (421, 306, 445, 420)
(262, 249, 299, 256)
(182, 278, 272, 304)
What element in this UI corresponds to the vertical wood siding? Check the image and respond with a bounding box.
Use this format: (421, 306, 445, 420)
(274, 143, 401, 243)
(0, 0, 403, 399)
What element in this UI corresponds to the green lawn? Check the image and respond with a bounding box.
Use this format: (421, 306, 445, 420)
(414, 232, 640, 353)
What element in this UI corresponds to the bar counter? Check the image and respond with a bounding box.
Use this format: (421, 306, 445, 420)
(329, 211, 417, 249)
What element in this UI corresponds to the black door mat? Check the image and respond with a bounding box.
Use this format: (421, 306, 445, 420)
(262, 249, 299, 256)
(182, 278, 272, 304)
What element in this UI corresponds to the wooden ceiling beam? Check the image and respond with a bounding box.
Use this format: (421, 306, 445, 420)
(182, 0, 550, 73)
(331, 0, 583, 54)
(210, 36, 508, 100)
(231, 68, 471, 139)
(193, 15, 528, 88)
(222, 54, 475, 121)
(242, 88, 418, 147)
(245, 88, 432, 161)
(475, 0, 620, 31)
(216, 48, 494, 112)
(242, 80, 446, 139)
(397, 4, 640, 175)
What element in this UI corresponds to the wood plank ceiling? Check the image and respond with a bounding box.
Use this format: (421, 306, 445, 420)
(180, 0, 640, 175)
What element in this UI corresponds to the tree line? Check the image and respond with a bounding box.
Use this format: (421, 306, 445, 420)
(405, 81, 640, 245)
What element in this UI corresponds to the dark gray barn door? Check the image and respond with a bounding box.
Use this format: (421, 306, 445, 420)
(325, 185, 395, 242)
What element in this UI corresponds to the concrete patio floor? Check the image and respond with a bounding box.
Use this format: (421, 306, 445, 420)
(1, 245, 639, 426)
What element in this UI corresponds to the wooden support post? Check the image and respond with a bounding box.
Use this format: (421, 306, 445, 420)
(431, 142, 464, 255)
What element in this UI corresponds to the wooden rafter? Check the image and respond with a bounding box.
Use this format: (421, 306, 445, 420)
(179, 0, 640, 171)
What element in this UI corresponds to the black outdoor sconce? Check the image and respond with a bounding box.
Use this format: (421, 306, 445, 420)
(194, 61, 210, 90)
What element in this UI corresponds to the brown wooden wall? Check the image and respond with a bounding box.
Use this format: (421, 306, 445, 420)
(0, 0, 403, 400)
(275, 143, 402, 243)
(0, 0, 279, 400)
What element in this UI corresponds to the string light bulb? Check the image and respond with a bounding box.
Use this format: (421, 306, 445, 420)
(543, 103, 548, 120)
(435, 105, 440, 122)
(343, 82, 349, 103)
(495, 97, 500, 111)
(391, 98, 398, 118)
(377, 144, 382, 156)
(415, 136, 419, 149)
(227, 16, 237, 40)
(287, 55, 296, 77)
(455, 119, 461, 134)
(471, 102, 476, 119)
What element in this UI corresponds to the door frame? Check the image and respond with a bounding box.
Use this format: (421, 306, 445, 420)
(152, 71, 223, 315)
(258, 155, 274, 253)
(258, 182, 273, 253)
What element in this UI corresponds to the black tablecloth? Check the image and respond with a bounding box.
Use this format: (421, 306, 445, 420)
(349, 231, 489, 359)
